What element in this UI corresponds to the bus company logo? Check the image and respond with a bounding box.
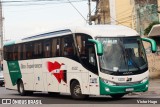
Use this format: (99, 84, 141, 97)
(2, 99, 11, 104)
(122, 72, 133, 75)
(126, 77, 132, 82)
(47, 61, 67, 83)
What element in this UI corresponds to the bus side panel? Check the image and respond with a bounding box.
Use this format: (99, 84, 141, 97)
(43, 57, 90, 94)
(59, 58, 89, 95)
(80, 70, 89, 94)
(33, 59, 44, 91)
(3, 60, 17, 89)
(19, 60, 35, 91)
(43, 58, 59, 92)
(88, 72, 100, 95)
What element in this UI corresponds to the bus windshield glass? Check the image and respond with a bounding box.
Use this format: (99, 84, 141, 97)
(97, 37, 147, 75)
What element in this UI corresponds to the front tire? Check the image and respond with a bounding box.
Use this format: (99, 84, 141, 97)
(110, 93, 125, 99)
(70, 81, 87, 100)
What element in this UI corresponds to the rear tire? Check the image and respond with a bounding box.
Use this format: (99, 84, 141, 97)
(17, 80, 32, 96)
(110, 93, 125, 99)
(70, 81, 88, 100)
(0, 82, 4, 87)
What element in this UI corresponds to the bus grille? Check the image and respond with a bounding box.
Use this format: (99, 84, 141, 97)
(116, 81, 141, 86)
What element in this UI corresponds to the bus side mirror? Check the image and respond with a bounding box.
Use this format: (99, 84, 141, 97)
(141, 38, 157, 53)
(88, 39, 103, 56)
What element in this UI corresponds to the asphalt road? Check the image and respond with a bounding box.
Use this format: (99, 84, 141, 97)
(0, 86, 160, 105)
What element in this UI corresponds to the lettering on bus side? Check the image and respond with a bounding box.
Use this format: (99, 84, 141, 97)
(72, 67, 78, 70)
(20, 63, 42, 69)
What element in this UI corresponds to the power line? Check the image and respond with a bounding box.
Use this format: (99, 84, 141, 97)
(2, 0, 87, 6)
(67, 0, 87, 22)
(2, 0, 87, 3)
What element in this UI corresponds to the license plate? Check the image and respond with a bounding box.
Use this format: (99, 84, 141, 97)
(126, 88, 134, 92)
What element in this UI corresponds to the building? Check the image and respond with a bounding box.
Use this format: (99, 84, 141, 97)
(0, 1, 3, 69)
(158, 0, 160, 19)
(91, 0, 160, 35)
(91, 0, 160, 78)
(91, 0, 111, 24)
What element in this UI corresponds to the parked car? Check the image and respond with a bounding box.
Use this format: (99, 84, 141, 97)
(0, 70, 4, 87)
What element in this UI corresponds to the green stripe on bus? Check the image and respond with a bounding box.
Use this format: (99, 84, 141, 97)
(4, 41, 15, 46)
(99, 77, 148, 95)
(7, 61, 22, 86)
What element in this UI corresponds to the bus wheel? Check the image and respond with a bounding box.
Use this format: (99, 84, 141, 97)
(17, 80, 27, 96)
(110, 94, 125, 99)
(71, 81, 87, 100)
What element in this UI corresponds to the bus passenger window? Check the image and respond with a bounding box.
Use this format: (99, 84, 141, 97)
(13, 45, 18, 60)
(61, 35, 77, 61)
(52, 38, 60, 57)
(26, 43, 33, 59)
(43, 40, 51, 58)
(17, 45, 21, 60)
(34, 42, 42, 58)
(22, 44, 26, 60)
(5, 46, 13, 61)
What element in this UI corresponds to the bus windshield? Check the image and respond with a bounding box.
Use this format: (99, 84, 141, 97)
(97, 37, 148, 75)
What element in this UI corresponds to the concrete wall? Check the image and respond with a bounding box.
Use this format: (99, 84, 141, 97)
(143, 41, 160, 78)
(158, 0, 160, 20)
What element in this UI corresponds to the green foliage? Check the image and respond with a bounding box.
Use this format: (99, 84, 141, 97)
(144, 21, 160, 35)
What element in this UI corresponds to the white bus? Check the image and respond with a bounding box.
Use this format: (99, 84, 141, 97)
(3, 25, 156, 99)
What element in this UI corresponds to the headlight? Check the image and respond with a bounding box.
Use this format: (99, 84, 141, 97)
(101, 78, 116, 86)
(141, 77, 148, 83)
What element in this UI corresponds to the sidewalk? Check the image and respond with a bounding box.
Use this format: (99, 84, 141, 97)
(146, 79, 160, 95)
(127, 79, 160, 96)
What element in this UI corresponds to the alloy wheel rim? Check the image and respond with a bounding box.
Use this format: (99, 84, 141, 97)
(74, 85, 81, 96)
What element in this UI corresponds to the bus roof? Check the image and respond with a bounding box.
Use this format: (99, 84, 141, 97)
(4, 25, 139, 46)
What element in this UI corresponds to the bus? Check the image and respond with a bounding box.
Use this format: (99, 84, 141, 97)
(3, 25, 156, 99)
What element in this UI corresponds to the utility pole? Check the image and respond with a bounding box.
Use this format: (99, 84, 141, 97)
(88, 0, 92, 25)
(138, 0, 142, 35)
(0, 0, 3, 67)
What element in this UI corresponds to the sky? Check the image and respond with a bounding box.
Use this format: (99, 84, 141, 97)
(2, 0, 96, 40)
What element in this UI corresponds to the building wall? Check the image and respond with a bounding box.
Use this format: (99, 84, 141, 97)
(93, 0, 110, 24)
(0, 1, 3, 68)
(115, 0, 135, 29)
(158, 0, 160, 20)
(93, 0, 159, 33)
(93, 0, 136, 28)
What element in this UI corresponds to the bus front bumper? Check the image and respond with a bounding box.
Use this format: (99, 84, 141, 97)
(99, 78, 149, 95)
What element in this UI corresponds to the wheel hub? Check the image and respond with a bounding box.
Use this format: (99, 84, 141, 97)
(74, 85, 81, 96)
